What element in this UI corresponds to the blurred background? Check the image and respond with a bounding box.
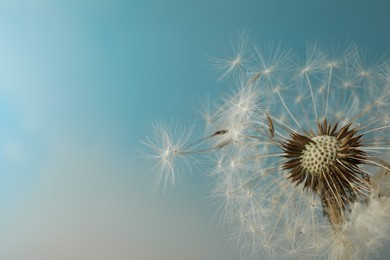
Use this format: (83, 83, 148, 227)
(0, 1, 389, 259)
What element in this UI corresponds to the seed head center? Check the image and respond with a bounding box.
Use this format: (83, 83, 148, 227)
(300, 135, 339, 176)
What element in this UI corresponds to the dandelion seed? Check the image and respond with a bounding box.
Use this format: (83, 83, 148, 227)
(209, 31, 253, 81)
(142, 121, 198, 191)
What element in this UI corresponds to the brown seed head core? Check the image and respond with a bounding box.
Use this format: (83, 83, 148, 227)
(281, 120, 371, 229)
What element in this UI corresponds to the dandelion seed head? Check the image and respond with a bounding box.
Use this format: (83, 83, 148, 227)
(144, 37, 390, 259)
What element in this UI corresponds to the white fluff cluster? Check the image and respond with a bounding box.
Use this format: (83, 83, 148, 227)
(144, 37, 390, 259)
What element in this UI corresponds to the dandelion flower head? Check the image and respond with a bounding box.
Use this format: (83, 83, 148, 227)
(143, 37, 390, 259)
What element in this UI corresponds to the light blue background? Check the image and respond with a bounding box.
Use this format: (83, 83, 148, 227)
(0, 1, 389, 259)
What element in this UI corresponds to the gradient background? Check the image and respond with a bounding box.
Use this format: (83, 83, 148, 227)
(0, 1, 389, 259)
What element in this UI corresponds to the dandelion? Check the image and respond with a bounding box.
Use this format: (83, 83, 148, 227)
(143, 37, 390, 259)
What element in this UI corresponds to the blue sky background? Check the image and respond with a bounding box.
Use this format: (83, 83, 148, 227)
(0, 1, 389, 259)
